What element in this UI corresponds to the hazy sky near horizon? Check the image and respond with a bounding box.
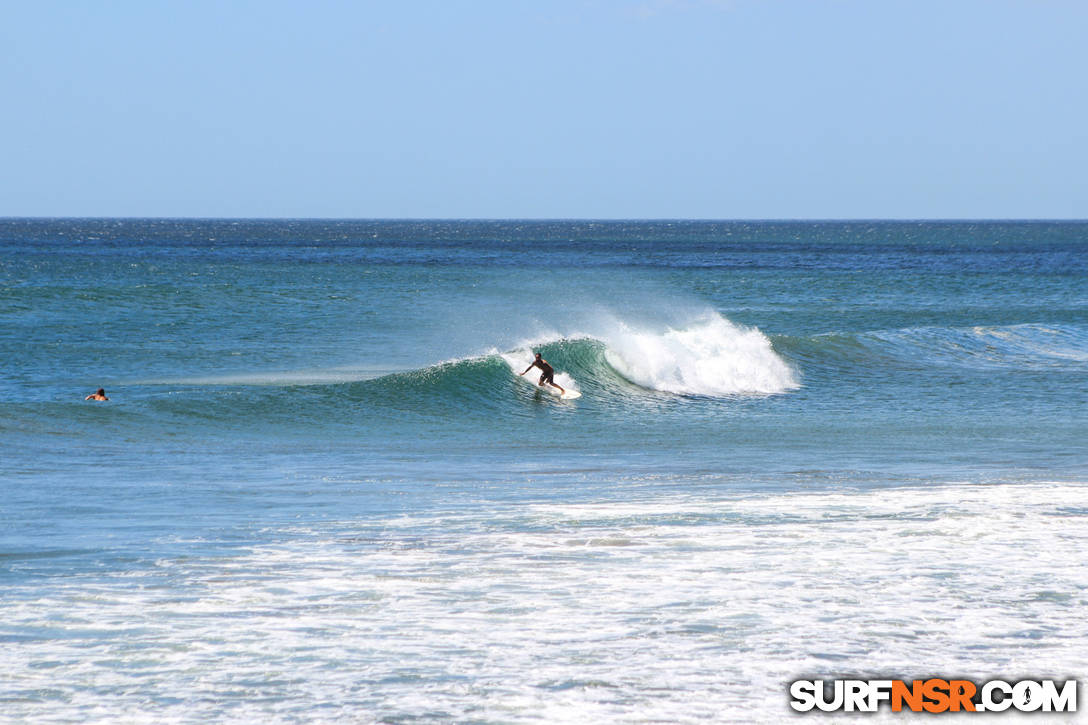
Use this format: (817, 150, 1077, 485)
(2, 1, 1086, 219)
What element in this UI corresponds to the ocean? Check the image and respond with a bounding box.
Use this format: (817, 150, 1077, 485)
(2, 219, 1086, 722)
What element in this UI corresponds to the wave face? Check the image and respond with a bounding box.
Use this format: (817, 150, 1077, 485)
(351, 319, 1086, 409)
(398, 319, 1080, 403)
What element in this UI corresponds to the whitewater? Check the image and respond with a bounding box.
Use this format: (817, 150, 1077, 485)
(2, 219, 1086, 723)
(491, 310, 799, 400)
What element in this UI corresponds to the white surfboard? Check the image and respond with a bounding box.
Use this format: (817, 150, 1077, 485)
(532, 379, 582, 400)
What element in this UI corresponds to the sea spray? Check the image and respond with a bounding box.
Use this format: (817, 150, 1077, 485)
(600, 313, 799, 396)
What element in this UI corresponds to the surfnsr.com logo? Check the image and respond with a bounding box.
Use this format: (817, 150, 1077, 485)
(789, 679, 1077, 713)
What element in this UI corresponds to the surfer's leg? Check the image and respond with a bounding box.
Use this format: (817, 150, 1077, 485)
(545, 374, 564, 394)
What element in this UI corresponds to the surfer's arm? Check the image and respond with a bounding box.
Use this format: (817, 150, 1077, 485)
(518, 362, 536, 375)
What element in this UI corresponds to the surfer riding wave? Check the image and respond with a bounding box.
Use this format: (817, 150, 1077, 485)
(519, 353, 565, 395)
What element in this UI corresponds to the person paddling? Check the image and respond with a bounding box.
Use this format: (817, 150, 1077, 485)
(85, 388, 109, 401)
(519, 353, 565, 395)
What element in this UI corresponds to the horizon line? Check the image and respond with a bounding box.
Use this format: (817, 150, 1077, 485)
(3, 216, 1088, 223)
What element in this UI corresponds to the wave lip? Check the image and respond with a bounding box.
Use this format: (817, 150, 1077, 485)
(601, 314, 800, 396)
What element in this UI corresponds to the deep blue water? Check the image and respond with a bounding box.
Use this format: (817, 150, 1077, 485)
(2, 220, 1087, 722)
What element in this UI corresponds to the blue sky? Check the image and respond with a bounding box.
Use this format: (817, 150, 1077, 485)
(2, 1, 1085, 218)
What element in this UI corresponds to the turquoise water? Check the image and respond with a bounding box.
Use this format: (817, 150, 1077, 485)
(3, 220, 1087, 722)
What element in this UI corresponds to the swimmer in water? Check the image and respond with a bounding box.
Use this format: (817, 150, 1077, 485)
(85, 388, 109, 401)
(518, 353, 565, 395)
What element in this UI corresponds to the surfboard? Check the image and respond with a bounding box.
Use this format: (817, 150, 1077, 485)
(539, 382, 582, 400)
(512, 369, 582, 399)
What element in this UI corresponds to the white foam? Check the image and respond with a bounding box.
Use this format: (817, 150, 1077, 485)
(5, 481, 1087, 723)
(601, 312, 799, 396)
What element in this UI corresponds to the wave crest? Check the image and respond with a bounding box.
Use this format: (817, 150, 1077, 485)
(600, 314, 800, 396)
(778, 323, 1088, 372)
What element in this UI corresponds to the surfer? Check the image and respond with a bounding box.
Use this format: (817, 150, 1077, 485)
(85, 388, 109, 401)
(519, 353, 565, 395)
